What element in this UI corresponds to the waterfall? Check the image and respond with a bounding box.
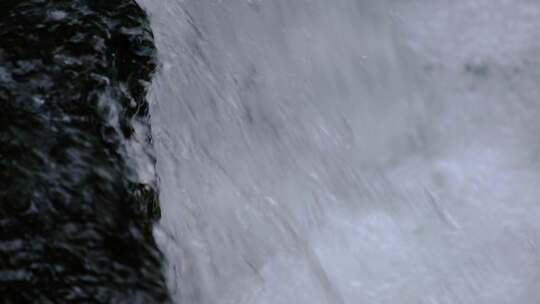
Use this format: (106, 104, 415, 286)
(140, 0, 540, 303)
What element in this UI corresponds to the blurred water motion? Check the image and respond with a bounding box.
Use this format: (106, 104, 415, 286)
(140, 0, 540, 303)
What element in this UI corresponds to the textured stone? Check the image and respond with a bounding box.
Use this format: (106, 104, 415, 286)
(0, 1, 168, 302)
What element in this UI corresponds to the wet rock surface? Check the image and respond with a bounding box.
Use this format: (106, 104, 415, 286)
(0, 1, 168, 302)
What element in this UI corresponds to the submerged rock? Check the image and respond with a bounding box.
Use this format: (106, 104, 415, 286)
(0, 1, 168, 302)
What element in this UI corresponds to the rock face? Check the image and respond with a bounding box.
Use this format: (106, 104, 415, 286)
(0, 1, 168, 302)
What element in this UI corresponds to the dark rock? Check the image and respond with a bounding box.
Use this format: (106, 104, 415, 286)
(0, 1, 169, 302)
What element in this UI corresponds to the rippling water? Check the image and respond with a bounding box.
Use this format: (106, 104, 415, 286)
(139, 0, 540, 303)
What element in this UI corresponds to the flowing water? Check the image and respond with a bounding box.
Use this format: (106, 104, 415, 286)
(139, 0, 540, 303)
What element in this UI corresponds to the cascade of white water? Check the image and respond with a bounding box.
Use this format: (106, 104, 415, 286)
(140, 0, 540, 303)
